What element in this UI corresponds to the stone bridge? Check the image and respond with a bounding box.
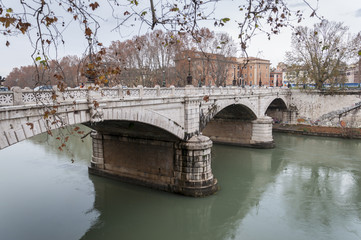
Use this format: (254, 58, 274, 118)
(0, 85, 298, 196)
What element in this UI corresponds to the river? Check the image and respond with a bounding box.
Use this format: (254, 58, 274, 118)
(0, 126, 360, 240)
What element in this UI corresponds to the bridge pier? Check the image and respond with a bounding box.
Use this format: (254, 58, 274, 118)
(250, 116, 274, 148)
(88, 131, 217, 197)
(174, 135, 218, 197)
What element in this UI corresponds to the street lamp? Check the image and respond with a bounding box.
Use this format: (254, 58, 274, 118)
(162, 70, 166, 87)
(232, 65, 236, 86)
(186, 56, 192, 85)
(85, 36, 96, 84)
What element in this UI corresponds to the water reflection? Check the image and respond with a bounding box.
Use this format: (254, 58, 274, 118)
(233, 134, 361, 240)
(0, 125, 98, 240)
(81, 142, 285, 240)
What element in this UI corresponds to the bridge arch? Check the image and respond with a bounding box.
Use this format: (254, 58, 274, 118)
(100, 108, 185, 140)
(200, 98, 258, 131)
(0, 107, 185, 151)
(201, 99, 261, 148)
(215, 99, 258, 119)
(262, 96, 289, 116)
(264, 97, 289, 123)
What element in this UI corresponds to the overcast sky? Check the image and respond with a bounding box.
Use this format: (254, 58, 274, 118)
(0, 0, 360, 77)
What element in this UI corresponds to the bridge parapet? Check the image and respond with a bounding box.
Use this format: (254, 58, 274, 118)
(0, 85, 289, 107)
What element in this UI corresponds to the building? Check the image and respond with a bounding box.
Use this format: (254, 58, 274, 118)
(345, 59, 361, 83)
(175, 51, 271, 87)
(270, 71, 283, 87)
(237, 57, 271, 86)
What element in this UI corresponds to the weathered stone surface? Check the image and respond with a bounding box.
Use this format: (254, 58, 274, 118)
(4, 86, 361, 196)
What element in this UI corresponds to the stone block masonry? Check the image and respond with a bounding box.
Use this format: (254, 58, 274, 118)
(88, 132, 218, 197)
(174, 135, 218, 197)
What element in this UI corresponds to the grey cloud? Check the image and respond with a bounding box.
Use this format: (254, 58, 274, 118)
(356, 9, 361, 17)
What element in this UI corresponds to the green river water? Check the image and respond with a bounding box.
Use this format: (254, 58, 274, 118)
(0, 128, 360, 240)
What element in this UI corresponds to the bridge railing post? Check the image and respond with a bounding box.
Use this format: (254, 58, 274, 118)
(137, 85, 144, 98)
(170, 85, 175, 96)
(202, 86, 207, 95)
(12, 87, 23, 105)
(118, 85, 124, 98)
(155, 85, 161, 97)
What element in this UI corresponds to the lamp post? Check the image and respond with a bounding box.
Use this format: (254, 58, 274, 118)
(232, 65, 236, 86)
(85, 37, 96, 84)
(162, 70, 166, 87)
(186, 56, 192, 85)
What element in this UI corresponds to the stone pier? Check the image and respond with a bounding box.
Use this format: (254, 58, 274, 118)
(250, 116, 274, 148)
(88, 131, 218, 197)
(174, 135, 218, 197)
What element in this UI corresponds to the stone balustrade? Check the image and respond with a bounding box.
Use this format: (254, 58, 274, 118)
(0, 85, 288, 107)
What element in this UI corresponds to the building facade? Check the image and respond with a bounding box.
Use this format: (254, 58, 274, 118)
(345, 59, 361, 83)
(175, 51, 271, 87)
(270, 71, 283, 87)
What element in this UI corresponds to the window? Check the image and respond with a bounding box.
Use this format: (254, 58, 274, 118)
(250, 73, 252, 77)
(250, 66, 252, 69)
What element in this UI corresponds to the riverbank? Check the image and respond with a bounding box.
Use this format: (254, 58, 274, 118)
(273, 123, 361, 139)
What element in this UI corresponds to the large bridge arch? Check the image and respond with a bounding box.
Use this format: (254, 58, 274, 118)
(0, 106, 185, 150)
(0, 105, 92, 150)
(100, 108, 185, 140)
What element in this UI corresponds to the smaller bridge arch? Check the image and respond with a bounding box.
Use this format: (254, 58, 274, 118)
(264, 96, 295, 124)
(262, 95, 289, 116)
(200, 98, 258, 131)
(201, 99, 273, 148)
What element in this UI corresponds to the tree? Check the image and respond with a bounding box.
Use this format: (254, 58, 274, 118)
(0, 0, 313, 87)
(6, 55, 83, 88)
(285, 21, 361, 89)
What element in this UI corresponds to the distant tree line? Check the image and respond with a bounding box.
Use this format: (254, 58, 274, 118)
(5, 28, 237, 88)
